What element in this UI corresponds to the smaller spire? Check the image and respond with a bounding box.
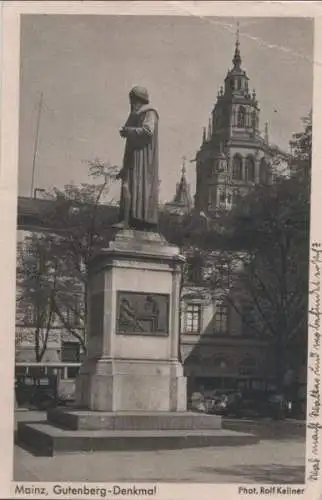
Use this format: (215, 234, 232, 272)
(181, 156, 187, 177)
(233, 20, 241, 68)
(207, 116, 212, 140)
(264, 121, 269, 143)
(169, 156, 192, 212)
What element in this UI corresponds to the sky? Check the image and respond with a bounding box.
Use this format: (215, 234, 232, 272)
(18, 15, 313, 203)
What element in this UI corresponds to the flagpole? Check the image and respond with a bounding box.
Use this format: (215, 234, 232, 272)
(30, 92, 43, 198)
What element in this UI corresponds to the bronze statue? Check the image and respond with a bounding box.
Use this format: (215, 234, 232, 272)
(115, 86, 159, 231)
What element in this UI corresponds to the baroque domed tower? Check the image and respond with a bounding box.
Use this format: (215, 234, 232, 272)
(195, 24, 280, 216)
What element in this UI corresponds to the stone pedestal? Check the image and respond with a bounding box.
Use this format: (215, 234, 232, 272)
(16, 229, 259, 455)
(76, 230, 187, 412)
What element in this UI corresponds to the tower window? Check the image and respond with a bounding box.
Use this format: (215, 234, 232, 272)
(237, 106, 246, 128)
(251, 110, 257, 129)
(232, 155, 243, 180)
(245, 156, 255, 182)
(237, 78, 242, 90)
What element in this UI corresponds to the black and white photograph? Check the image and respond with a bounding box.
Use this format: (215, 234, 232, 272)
(1, 2, 321, 499)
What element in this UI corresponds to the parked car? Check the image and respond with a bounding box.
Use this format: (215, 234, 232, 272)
(15, 374, 62, 410)
(205, 394, 230, 416)
(188, 392, 207, 412)
(226, 389, 289, 419)
(266, 392, 289, 420)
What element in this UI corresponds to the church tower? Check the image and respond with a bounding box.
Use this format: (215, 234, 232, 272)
(195, 24, 277, 215)
(165, 157, 193, 215)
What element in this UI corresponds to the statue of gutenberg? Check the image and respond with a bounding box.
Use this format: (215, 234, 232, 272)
(115, 86, 159, 231)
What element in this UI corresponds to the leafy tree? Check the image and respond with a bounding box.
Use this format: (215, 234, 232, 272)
(17, 233, 60, 362)
(17, 160, 119, 359)
(290, 110, 312, 165)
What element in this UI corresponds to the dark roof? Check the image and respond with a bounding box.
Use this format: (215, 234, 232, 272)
(17, 196, 55, 217)
(17, 196, 119, 231)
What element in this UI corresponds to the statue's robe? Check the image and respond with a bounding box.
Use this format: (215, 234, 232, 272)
(120, 105, 159, 228)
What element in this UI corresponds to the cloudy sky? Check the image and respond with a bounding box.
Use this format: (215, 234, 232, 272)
(18, 15, 313, 203)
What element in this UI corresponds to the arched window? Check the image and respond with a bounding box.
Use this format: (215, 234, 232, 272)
(245, 156, 255, 182)
(251, 110, 257, 129)
(260, 158, 268, 185)
(232, 155, 243, 180)
(237, 106, 246, 128)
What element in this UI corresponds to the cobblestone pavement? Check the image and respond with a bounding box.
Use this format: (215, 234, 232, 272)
(13, 411, 305, 484)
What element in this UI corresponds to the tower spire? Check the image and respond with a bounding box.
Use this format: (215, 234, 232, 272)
(233, 20, 241, 69)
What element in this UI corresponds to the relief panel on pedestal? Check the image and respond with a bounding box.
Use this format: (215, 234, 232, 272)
(116, 291, 169, 337)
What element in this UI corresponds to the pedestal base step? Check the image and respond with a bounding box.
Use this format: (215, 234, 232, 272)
(17, 422, 259, 457)
(47, 408, 222, 431)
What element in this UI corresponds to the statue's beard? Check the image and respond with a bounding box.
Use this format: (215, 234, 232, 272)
(131, 102, 143, 113)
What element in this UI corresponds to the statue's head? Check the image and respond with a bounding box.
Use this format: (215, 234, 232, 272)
(129, 86, 149, 106)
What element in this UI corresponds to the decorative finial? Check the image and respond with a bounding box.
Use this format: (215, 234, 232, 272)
(181, 156, 187, 176)
(233, 20, 241, 68)
(220, 85, 224, 96)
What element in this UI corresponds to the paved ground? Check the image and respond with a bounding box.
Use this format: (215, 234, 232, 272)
(13, 411, 306, 484)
